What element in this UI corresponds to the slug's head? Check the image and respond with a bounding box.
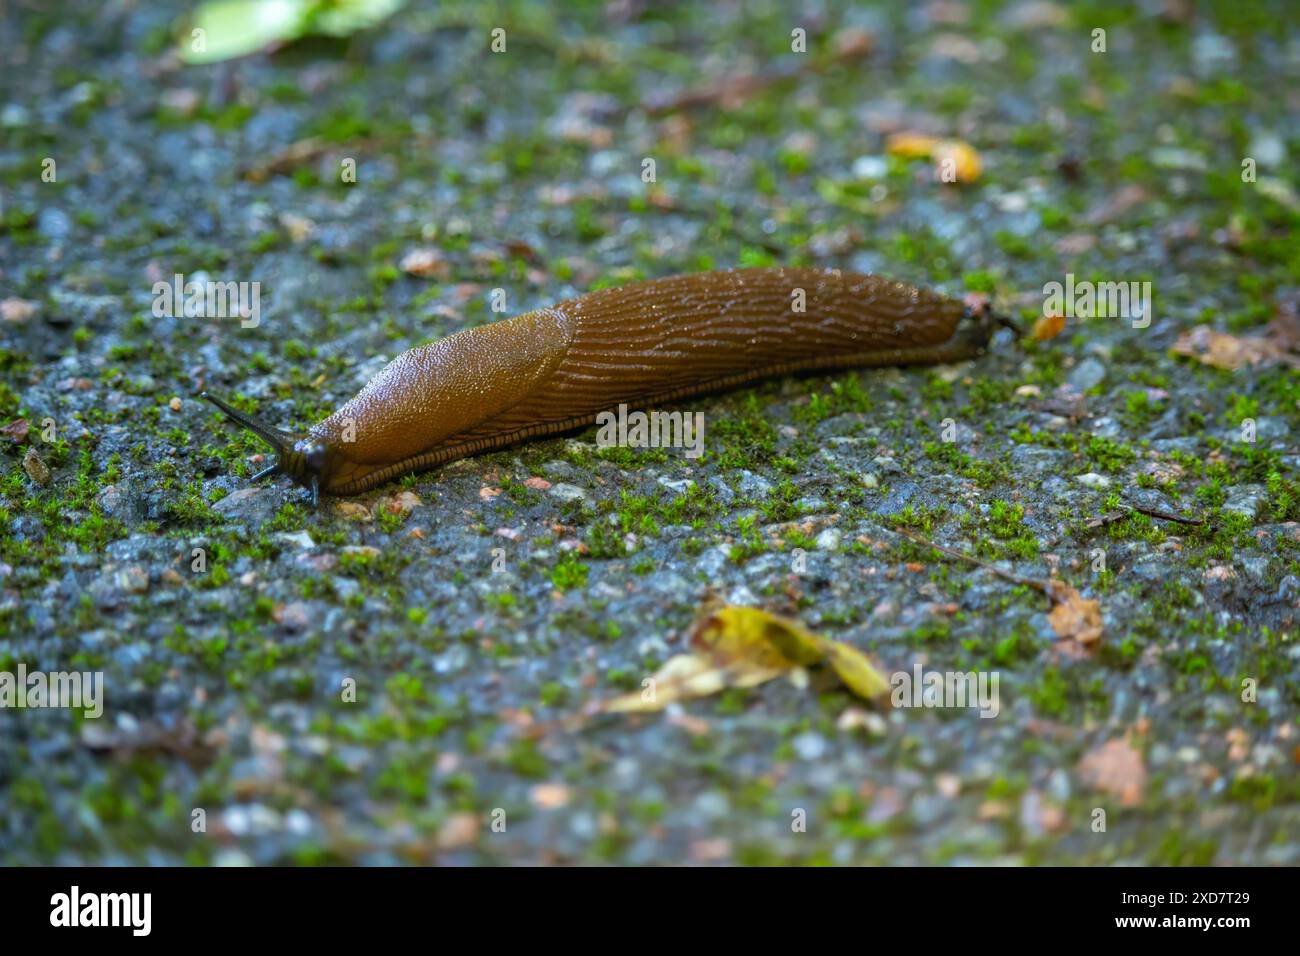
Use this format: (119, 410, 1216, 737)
(957, 297, 1023, 354)
(202, 392, 337, 506)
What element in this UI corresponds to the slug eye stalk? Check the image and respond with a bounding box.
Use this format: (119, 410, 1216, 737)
(202, 392, 323, 506)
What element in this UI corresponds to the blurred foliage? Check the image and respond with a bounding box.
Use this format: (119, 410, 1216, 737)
(180, 0, 406, 64)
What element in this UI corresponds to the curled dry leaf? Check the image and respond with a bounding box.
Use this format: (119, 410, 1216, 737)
(0, 418, 29, 443)
(1031, 313, 1067, 341)
(1077, 737, 1147, 807)
(1046, 581, 1103, 645)
(399, 247, 452, 280)
(601, 654, 727, 714)
(697, 606, 824, 668)
(1171, 321, 1300, 371)
(599, 605, 889, 714)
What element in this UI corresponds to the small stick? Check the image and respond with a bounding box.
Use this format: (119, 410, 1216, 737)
(1130, 504, 1204, 525)
(241, 135, 384, 182)
(1085, 504, 1204, 528)
(892, 527, 1050, 594)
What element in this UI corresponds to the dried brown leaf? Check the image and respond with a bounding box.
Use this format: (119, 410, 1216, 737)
(1047, 582, 1103, 645)
(1078, 738, 1147, 807)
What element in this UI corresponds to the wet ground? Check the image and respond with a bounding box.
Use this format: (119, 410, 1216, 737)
(1, 0, 1298, 864)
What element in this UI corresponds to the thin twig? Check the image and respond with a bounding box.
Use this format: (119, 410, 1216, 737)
(240, 135, 385, 182)
(1130, 504, 1204, 525)
(1085, 504, 1204, 528)
(892, 527, 1050, 594)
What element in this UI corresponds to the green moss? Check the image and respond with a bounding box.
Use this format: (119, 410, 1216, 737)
(549, 552, 589, 591)
(1029, 666, 1069, 717)
(539, 682, 568, 707)
(1085, 436, 1137, 473)
(728, 514, 768, 563)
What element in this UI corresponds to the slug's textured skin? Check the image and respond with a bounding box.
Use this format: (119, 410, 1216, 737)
(206, 267, 993, 498)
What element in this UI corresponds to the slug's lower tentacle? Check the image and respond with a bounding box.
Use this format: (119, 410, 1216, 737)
(205, 267, 1010, 500)
(203, 391, 327, 504)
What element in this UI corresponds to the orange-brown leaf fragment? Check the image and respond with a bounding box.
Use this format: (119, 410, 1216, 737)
(1171, 324, 1300, 371)
(0, 418, 29, 443)
(1047, 583, 1103, 644)
(1077, 738, 1147, 807)
(1032, 313, 1067, 341)
(399, 247, 452, 280)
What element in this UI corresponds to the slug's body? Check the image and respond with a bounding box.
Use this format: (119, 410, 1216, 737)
(205, 267, 1003, 501)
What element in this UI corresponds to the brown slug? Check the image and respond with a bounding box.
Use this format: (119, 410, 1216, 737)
(204, 267, 1009, 504)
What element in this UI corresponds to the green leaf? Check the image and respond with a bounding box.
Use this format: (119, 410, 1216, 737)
(598, 605, 890, 715)
(181, 0, 310, 64)
(308, 0, 407, 37)
(179, 0, 407, 65)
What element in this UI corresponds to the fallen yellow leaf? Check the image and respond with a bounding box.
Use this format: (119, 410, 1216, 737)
(823, 640, 891, 699)
(885, 132, 982, 182)
(696, 606, 824, 667)
(598, 605, 889, 714)
(932, 139, 982, 182)
(885, 132, 941, 158)
(601, 651, 743, 713)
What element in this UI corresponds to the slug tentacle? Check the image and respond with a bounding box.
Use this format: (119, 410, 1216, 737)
(204, 268, 1011, 501)
(201, 392, 296, 454)
(202, 391, 328, 505)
